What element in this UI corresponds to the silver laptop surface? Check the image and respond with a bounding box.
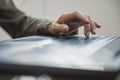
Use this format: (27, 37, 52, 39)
(0, 36, 120, 79)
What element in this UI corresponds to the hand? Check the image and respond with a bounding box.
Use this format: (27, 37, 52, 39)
(48, 12, 101, 37)
(57, 12, 101, 37)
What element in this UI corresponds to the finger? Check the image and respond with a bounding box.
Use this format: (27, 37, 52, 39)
(58, 24, 69, 35)
(70, 29, 78, 35)
(73, 12, 89, 24)
(48, 23, 69, 36)
(88, 16, 96, 34)
(84, 24, 90, 37)
(94, 21, 101, 28)
(68, 28, 78, 35)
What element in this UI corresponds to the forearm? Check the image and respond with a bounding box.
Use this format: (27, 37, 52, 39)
(15, 16, 52, 38)
(0, 0, 52, 38)
(0, 0, 25, 37)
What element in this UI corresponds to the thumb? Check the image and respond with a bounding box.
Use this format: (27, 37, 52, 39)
(48, 22, 69, 36)
(58, 24, 69, 35)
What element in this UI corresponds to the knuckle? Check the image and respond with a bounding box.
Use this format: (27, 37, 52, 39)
(73, 11, 80, 17)
(60, 14, 65, 18)
(86, 15, 91, 20)
(73, 11, 79, 14)
(58, 14, 65, 21)
(88, 15, 91, 18)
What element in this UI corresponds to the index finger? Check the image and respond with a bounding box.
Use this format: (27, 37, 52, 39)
(73, 12, 89, 24)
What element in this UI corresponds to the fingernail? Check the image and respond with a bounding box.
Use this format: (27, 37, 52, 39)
(93, 32, 96, 34)
(93, 29, 96, 34)
(94, 29, 96, 34)
(86, 31, 90, 37)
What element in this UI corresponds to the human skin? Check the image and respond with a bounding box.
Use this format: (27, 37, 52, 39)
(48, 12, 101, 37)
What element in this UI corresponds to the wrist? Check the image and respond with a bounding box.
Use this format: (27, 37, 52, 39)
(48, 22, 55, 35)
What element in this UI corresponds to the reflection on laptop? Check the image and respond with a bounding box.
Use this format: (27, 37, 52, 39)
(0, 35, 120, 80)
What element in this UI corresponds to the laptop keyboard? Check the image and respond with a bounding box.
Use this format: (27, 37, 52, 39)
(59, 35, 120, 46)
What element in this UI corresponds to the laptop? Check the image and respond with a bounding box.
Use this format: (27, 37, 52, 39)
(0, 35, 120, 80)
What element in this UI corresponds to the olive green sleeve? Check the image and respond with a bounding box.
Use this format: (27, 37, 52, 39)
(0, 0, 52, 38)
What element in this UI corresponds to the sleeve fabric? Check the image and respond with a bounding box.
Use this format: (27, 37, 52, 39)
(0, 0, 52, 38)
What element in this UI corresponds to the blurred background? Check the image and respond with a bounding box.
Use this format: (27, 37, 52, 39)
(0, 0, 120, 41)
